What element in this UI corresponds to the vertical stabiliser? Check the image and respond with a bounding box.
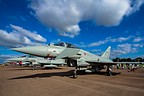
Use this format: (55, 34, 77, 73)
(101, 46, 111, 59)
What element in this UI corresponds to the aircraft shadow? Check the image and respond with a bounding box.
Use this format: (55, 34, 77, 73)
(9, 70, 121, 80)
(8, 67, 63, 71)
(90, 71, 121, 76)
(9, 70, 73, 80)
(76, 71, 121, 76)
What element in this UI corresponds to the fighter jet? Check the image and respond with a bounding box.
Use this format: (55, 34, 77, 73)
(5, 55, 34, 66)
(11, 42, 143, 78)
(6, 55, 66, 68)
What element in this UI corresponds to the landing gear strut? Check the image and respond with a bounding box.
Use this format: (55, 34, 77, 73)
(32, 64, 36, 70)
(73, 67, 78, 78)
(106, 65, 112, 76)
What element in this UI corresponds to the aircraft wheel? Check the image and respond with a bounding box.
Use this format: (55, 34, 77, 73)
(95, 67, 100, 73)
(107, 70, 112, 76)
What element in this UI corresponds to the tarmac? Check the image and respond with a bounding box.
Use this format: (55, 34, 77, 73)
(0, 65, 144, 96)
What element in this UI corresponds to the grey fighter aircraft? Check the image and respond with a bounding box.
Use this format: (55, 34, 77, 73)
(5, 55, 34, 66)
(11, 42, 143, 78)
(5, 55, 66, 68)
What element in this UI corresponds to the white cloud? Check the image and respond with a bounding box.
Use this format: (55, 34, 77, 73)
(0, 25, 46, 48)
(90, 49, 102, 52)
(77, 42, 87, 48)
(111, 43, 138, 58)
(133, 37, 143, 42)
(10, 25, 46, 42)
(127, 0, 144, 15)
(0, 54, 17, 59)
(88, 36, 132, 47)
(30, 0, 143, 37)
(117, 43, 137, 54)
(133, 44, 143, 47)
(0, 54, 13, 63)
(0, 54, 24, 63)
(88, 40, 107, 47)
(109, 36, 132, 42)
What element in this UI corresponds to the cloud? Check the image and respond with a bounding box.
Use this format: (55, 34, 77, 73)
(0, 25, 46, 48)
(30, 0, 144, 37)
(111, 43, 139, 58)
(117, 43, 137, 54)
(88, 40, 107, 47)
(90, 49, 102, 53)
(0, 54, 17, 59)
(88, 36, 132, 47)
(0, 54, 13, 63)
(133, 44, 143, 47)
(127, 0, 144, 15)
(133, 37, 143, 42)
(0, 54, 23, 63)
(10, 25, 46, 42)
(109, 36, 132, 42)
(87, 35, 143, 57)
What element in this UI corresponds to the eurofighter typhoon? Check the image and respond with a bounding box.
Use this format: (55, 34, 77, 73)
(11, 42, 143, 78)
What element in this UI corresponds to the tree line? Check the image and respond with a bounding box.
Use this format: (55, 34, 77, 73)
(112, 57, 144, 62)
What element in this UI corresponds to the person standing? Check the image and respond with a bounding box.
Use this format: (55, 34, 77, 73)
(19, 61, 22, 66)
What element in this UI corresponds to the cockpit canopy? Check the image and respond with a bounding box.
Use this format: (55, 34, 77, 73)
(53, 42, 79, 48)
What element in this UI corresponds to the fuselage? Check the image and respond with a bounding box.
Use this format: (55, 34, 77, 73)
(12, 45, 65, 58)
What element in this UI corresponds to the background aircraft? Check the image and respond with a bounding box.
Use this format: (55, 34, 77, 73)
(5, 55, 34, 66)
(5, 55, 66, 68)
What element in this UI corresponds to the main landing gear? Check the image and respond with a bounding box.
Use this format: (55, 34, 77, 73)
(72, 67, 78, 78)
(106, 65, 112, 76)
(72, 65, 112, 78)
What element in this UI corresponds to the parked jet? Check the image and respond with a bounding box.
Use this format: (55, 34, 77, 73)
(11, 42, 143, 78)
(5, 55, 34, 66)
(6, 55, 66, 68)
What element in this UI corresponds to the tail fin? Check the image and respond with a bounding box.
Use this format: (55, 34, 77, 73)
(101, 46, 111, 59)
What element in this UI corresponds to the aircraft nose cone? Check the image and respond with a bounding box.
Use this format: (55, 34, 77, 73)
(11, 47, 34, 53)
(11, 46, 49, 57)
(11, 48, 26, 52)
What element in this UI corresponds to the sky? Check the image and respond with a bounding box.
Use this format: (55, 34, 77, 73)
(0, 0, 144, 63)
